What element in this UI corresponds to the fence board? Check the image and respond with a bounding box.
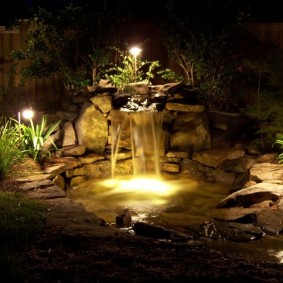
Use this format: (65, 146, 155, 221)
(0, 22, 66, 114)
(1, 32, 12, 89)
(0, 31, 3, 109)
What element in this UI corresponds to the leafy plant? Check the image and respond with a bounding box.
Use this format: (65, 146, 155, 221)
(104, 47, 180, 93)
(0, 117, 25, 180)
(274, 135, 283, 164)
(242, 48, 283, 151)
(19, 116, 61, 160)
(104, 48, 158, 91)
(10, 1, 127, 95)
(157, 68, 184, 82)
(160, 1, 252, 111)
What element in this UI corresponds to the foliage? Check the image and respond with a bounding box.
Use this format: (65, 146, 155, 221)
(157, 68, 184, 82)
(274, 135, 283, 164)
(0, 117, 25, 180)
(18, 115, 61, 160)
(242, 49, 283, 151)
(104, 48, 159, 91)
(10, 0, 127, 95)
(0, 192, 47, 251)
(160, 0, 252, 110)
(104, 47, 181, 92)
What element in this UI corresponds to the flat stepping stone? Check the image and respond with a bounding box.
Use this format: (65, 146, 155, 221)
(16, 174, 52, 183)
(26, 185, 66, 199)
(19, 179, 53, 191)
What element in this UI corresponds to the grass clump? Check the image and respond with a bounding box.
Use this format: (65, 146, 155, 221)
(0, 117, 25, 180)
(0, 192, 48, 250)
(0, 192, 48, 282)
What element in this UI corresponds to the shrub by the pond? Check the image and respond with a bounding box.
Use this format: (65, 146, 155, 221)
(0, 117, 25, 180)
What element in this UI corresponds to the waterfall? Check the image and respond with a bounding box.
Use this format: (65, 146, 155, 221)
(111, 109, 163, 179)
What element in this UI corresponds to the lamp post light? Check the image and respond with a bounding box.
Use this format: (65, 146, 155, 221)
(17, 94, 34, 140)
(17, 107, 34, 139)
(22, 108, 34, 120)
(129, 46, 142, 81)
(17, 94, 34, 124)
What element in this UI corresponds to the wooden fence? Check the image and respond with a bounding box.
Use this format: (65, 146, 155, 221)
(248, 23, 283, 48)
(1, 20, 283, 115)
(0, 20, 65, 115)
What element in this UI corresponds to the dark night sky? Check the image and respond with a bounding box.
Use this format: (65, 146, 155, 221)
(0, 0, 67, 25)
(1, 0, 283, 26)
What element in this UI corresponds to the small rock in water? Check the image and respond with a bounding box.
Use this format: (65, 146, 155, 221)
(133, 221, 191, 242)
(116, 208, 132, 228)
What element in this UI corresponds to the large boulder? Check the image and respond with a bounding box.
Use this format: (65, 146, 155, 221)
(170, 112, 211, 151)
(75, 102, 108, 153)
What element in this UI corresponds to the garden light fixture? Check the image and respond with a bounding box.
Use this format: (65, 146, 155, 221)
(22, 108, 34, 120)
(129, 46, 142, 81)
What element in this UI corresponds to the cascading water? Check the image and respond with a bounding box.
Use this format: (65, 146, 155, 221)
(110, 90, 166, 179)
(111, 110, 162, 178)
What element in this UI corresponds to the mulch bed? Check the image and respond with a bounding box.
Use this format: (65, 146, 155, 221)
(10, 227, 283, 283)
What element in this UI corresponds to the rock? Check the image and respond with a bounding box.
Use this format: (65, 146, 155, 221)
(192, 148, 245, 168)
(219, 156, 256, 173)
(61, 145, 86, 156)
(256, 209, 283, 234)
(208, 207, 259, 222)
(213, 220, 264, 242)
(133, 222, 191, 242)
(62, 121, 77, 146)
(90, 94, 112, 113)
(75, 102, 108, 153)
(26, 185, 66, 199)
(166, 103, 205, 112)
(19, 179, 53, 191)
(209, 182, 283, 239)
(249, 163, 283, 182)
(116, 208, 132, 228)
(160, 162, 180, 173)
(216, 183, 283, 208)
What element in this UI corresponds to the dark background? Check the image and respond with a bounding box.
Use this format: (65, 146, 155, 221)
(1, 0, 283, 26)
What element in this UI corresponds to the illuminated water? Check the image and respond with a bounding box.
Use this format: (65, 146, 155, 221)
(68, 175, 283, 263)
(111, 110, 162, 178)
(69, 174, 228, 226)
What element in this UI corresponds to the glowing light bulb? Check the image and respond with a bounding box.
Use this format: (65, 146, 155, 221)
(22, 109, 34, 120)
(129, 46, 142, 57)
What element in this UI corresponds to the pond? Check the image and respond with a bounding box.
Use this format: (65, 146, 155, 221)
(68, 174, 283, 264)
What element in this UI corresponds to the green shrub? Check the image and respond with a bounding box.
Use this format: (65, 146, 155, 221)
(0, 117, 25, 180)
(19, 115, 61, 160)
(274, 134, 283, 164)
(243, 49, 283, 151)
(104, 48, 161, 92)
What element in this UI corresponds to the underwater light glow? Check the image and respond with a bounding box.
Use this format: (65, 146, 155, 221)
(101, 176, 176, 197)
(273, 250, 283, 263)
